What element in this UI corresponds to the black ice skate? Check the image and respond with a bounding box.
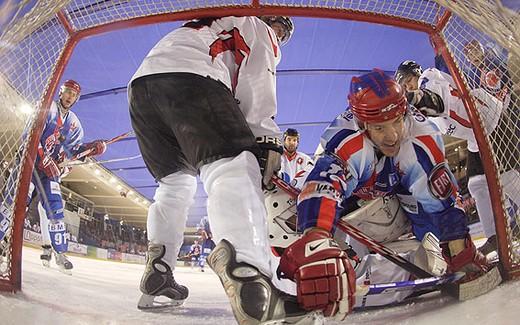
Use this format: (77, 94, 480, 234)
(207, 239, 324, 325)
(137, 244, 188, 311)
(54, 251, 73, 275)
(40, 245, 52, 267)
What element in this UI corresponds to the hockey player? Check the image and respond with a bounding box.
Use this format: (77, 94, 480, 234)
(0, 80, 106, 274)
(187, 240, 202, 270)
(395, 60, 520, 256)
(463, 39, 512, 105)
(280, 128, 314, 185)
(277, 70, 493, 317)
(129, 15, 323, 323)
(197, 217, 215, 272)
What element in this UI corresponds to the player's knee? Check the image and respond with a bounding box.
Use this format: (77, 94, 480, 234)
(154, 172, 197, 203)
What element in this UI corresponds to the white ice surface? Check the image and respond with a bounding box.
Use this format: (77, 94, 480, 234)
(1, 246, 520, 325)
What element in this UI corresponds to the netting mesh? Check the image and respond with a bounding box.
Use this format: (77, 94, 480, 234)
(0, 0, 519, 289)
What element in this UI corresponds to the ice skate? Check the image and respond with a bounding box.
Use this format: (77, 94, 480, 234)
(40, 245, 52, 268)
(207, 239, 324, 325)
(54, 251, 73, 275)
(137, 244, 188, 311)
(478, 235, 497, 256)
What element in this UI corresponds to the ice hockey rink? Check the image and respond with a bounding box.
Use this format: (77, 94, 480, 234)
(0, 246, 518, 325)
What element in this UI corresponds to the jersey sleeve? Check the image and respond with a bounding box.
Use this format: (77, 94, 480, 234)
(397, 131, 468, 241)
(297, 112, 374, 233)
(231, 17, 281, 138)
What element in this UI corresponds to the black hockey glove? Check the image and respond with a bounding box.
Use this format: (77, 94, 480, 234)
(406, 88, 445, 117)
(256, 136, 283, 190)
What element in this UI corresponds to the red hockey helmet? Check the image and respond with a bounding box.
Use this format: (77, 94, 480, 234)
(60, 79, 81, 96)
(348, 69, 407, 124)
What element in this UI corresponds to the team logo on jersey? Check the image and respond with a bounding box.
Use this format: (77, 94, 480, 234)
(427, 163, 454, 200)
(297, 157, 303, 165)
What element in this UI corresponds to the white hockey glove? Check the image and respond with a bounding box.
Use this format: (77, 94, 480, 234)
(256, 136, 283, 190)
(406, 88, 445, 117)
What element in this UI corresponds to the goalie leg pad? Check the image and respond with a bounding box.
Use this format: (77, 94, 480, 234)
(207, 239, 323, 325)
(412, 232, 447, 277)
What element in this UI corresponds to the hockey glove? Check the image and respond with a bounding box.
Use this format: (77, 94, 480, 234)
(256, 136, 283, 190)
(84, 140, 107, 157)
(441, 234, 489, 277)
(406, 88, 445, 117)
(278, 228, 356, 320)
(37, 155, 60, 179)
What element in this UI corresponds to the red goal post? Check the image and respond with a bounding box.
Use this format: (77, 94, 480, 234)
(0, 0, 518, 292)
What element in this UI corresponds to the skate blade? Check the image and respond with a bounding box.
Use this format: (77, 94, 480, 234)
(442, 266, 502, 301)
(137, 294, 185, 311)
(41, 260, 50, 268)
(260, 311, 324, 325)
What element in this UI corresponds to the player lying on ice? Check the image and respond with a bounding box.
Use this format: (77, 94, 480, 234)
(272, 69, 498, 319)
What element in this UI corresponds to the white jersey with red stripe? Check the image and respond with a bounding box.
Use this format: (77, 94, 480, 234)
(298, 107, 468, 242)
(280, 150, 313, 185)
(419, 68, 503, 152)
(130, 16, 281, 138)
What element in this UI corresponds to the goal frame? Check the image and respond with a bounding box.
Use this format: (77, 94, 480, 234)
(0, 1, 515, 292)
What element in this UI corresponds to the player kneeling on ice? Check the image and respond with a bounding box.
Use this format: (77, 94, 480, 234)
(274, 70, 499, 317)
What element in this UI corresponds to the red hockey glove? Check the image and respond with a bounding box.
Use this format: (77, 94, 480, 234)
(441, 235, 490, 277)
(278, 228, 356, 320)
(37, 156, 60, 178)
(84, 140, 106, 157)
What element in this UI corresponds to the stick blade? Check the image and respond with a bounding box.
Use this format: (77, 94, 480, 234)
(442, 266, 502, 301)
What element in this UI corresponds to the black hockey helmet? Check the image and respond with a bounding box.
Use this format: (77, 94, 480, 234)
(259, 16, 294, 46)
(283, 128, 299, 140)
(394, 60, 423, 85)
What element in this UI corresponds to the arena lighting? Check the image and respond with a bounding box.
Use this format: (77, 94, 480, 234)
(20, 104, 33, 115)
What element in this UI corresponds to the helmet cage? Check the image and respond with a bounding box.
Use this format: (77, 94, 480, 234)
(260, 16, 294, 46)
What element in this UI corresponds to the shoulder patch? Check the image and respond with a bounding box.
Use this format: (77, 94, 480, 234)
(428, 163, 454, 200)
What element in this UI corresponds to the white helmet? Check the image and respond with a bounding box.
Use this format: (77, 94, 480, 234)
(342, 195, 411, 243)
(264, 188, 301, 248)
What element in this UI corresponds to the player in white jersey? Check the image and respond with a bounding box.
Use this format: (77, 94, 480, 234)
(129, 15, 322, 324)
(280, 128, 314, 186)
(395, 60, 520, 256)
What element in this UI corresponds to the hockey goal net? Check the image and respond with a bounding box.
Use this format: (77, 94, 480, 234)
(0, 0, 519, 291)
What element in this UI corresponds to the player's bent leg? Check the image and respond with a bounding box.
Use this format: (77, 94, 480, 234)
(200, 151, 272, 277)
(138, 172, 196, 311)
(208, 239, 323, 325)
(138, 244, 188, 310)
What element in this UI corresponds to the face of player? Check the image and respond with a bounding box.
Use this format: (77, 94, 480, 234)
(269, 22, 288, 45)
(464, 45, 484, 67)
(366, 115, 405, 157)
(400, 75, 419, 92)
(284, 135, 299, 154)
(60, 88, 79, 109)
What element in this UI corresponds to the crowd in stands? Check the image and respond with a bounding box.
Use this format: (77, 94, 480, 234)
(24, 202, 147, 256)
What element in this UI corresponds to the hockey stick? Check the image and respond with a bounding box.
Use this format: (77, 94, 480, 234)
(270, 175, 433, 278)
(356, 271, 464, 297)
(64, 154, 142, 167)
(60, 130, 134, 167)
